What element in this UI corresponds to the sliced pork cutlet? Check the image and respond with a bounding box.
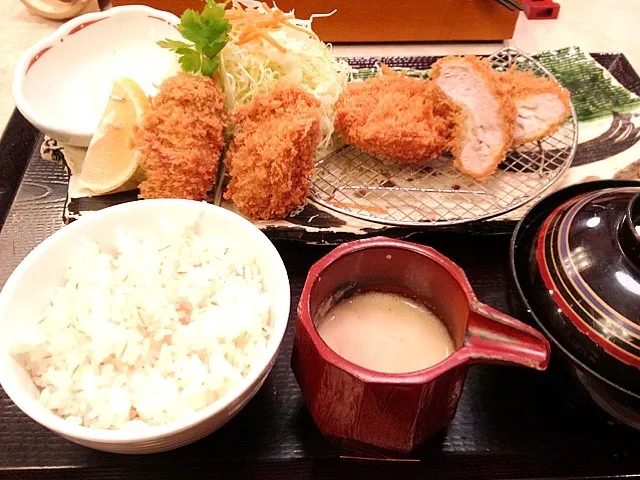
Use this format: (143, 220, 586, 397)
(431, 56, 516, 179)
(334, 66, 459, 163)
(500, 68, 571, 145)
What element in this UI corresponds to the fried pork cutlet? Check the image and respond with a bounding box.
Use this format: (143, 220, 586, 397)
(133, 72, 227, 200)
(334, 66, 459, 163)
(224, 84, 321, 221)
(431, 56, 516, 180)
(500, 68, 571, 145)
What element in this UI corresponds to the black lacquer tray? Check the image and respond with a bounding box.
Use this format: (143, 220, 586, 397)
(2, 53, 640, 479)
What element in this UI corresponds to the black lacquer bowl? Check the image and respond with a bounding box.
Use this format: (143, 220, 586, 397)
(511, 180, 640, 429)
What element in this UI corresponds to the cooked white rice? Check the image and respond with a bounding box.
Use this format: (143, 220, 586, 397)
(11, 217, 271, 430)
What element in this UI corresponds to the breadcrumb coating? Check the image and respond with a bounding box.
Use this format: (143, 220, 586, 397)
(224, 83, 321, 220)
(133, 72, 227, 200)
(334, 66, 459, 163)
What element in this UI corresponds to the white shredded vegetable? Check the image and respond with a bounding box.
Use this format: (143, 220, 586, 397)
(219, 3, 351, 157)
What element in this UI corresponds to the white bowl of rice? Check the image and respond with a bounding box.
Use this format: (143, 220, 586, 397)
(0, 199, 290, 453)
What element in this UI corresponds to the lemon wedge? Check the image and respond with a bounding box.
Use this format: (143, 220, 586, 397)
(78, 78, 148, 194)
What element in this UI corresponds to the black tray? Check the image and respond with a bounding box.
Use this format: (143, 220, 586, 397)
(1, 53, 640, 479)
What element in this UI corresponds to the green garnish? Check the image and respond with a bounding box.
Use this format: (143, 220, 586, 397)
(158, 0, 231, 77)
(536, 47, 640, 122)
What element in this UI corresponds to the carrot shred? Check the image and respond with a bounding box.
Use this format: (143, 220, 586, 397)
(259, 32, 287, 53)
(237, 30, 261, 45)
(224, 0, 316, 53)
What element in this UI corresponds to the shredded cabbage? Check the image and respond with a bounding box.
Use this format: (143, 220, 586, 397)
(218, 4, 351, 158)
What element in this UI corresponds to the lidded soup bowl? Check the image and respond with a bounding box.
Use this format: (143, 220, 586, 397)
(523, 185, 640, 414)
(291, 237, 550, 456)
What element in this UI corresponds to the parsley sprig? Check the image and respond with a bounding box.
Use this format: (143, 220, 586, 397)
(158, 0, 231, 77)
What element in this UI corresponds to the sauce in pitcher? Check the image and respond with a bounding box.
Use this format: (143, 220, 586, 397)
(316, 291, 455, 374)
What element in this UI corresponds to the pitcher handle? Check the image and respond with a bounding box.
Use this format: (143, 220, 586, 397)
(463, 302, 550, 370)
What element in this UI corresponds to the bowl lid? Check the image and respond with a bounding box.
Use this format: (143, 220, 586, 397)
(535, 187, 640, 368)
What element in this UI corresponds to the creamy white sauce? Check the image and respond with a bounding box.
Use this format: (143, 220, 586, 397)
(316, 291, 455, 374)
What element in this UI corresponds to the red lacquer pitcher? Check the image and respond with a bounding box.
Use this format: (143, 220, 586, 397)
(291, 237, 550, 456)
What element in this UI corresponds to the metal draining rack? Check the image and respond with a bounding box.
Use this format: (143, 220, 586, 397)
(310, 47, 579, 226)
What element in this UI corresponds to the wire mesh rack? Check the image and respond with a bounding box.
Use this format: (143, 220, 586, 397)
(310, 47, 579, 227)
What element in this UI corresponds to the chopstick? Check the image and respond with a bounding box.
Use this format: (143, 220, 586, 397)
(495, 0, 524, 11)
(506, 0, 524, 10)
(212, 148, 228, 206)
(495, 0, 515, 11)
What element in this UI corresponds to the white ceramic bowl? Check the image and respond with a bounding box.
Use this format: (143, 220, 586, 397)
(13, 6, 182, 147)
(0, 200, 290, 454)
